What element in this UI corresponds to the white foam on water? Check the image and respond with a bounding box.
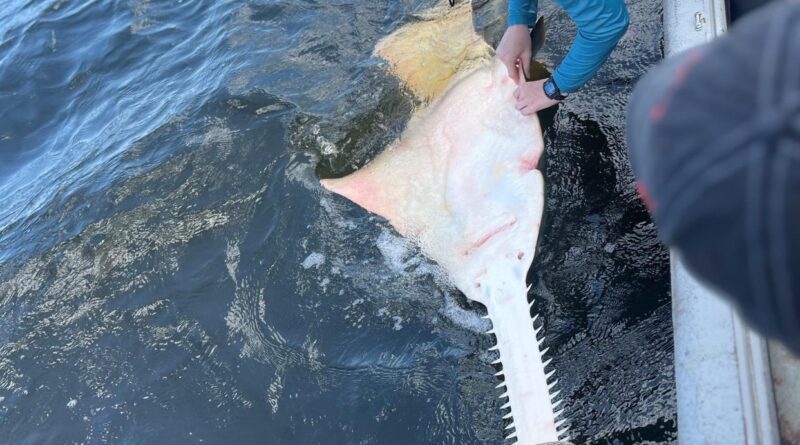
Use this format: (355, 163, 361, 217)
(376, 229, 413, 270)
(310, 123, 337, 156)
(267, 373, 283, 414)
(376, 229, 426, 274)
(303, 336, 324, 370)
(301, 252, 325, 270)
(225, 241, 240, 285)
(440, 291, 489, 333)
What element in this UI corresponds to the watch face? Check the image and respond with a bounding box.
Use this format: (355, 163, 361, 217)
(544, 80, 556, 98)
(544, 78, 566, 100)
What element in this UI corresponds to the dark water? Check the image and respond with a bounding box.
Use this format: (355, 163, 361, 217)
(0, 0, 673, 444)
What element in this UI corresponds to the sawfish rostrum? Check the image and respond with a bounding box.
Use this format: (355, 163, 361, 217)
(321, 4, 567, 443)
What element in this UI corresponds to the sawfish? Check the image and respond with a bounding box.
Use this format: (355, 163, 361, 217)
(320, 4, 567, 444)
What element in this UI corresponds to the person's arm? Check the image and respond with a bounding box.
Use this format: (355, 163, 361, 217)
(497, 0, 540, 82)
(551, 0, 629, 94)
(508, 0, 538, 27)
(512, 0, 628, 114)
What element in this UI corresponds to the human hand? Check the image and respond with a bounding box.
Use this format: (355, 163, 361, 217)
(514, 77, 560, 115)
(496, 25, 532, 83)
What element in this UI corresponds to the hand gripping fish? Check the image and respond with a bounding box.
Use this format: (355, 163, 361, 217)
(321, 4, 568, 444)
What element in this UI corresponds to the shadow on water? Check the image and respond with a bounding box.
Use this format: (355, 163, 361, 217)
(0, 0, 673, 443)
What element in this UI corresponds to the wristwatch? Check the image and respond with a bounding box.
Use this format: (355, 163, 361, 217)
(543, 77, 568, 101)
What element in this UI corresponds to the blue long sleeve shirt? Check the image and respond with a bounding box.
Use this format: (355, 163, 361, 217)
(508, 0, 629, 93)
